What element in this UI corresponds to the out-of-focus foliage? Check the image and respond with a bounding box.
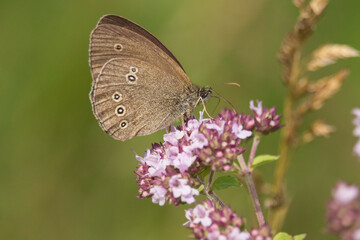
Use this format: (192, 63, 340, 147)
(0, 0, 359, 239)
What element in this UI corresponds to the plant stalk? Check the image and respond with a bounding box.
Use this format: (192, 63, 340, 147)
(248, 136, 261, 168)
(268, 49, 301, 231)
(238, 155, 265, 227)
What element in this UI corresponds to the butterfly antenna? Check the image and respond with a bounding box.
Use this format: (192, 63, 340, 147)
(208, 82, 241, 88)
(211, 89, 238, 113)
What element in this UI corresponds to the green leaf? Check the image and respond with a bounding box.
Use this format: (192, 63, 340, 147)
(233, 161, 241, 170)
(197, 184, 205, 193)
(211, 175, 240, 190)
(201, 167, 211, 178)
(293, 234, 306, 240)
(273, 232, 292, 240)
(251, 154, 279, 169)
(273, 232, 306, 240)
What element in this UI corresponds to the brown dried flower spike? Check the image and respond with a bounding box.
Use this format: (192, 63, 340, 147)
(308, 44, 359, 71)
(270, 0, 359, 231)
(302, 120, 335, 144)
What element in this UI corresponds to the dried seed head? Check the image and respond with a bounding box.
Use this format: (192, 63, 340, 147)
(293, 77, 309, 98)
(279, 0, 328, 83)
(296, 69, 349, 116)
(293, 0, 306, 8)
(310, 0, 329, 15)
(310, 69, 349, 110)
(308, 44, 359, 71)
(302, 119, 335, 143)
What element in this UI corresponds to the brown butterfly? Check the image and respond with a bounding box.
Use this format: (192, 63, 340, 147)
(89, 15, 212, 141)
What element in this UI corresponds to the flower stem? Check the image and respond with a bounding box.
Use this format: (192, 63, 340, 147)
(248, 136, 261, 168)
(238, 155, 265, 227)
(210, 191, 225, 207)
(237, 154, 247, 170)
(197, 176, 225, 208)
(206, 171, 215, 192)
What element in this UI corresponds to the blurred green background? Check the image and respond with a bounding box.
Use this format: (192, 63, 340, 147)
(1, 0, 359, 239)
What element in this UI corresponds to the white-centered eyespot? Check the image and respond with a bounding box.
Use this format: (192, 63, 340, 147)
(126, 73, 137, 83)
(112, 92, 122, 102)
(119, 120, 128, 129)
(115, 105, 126, 116)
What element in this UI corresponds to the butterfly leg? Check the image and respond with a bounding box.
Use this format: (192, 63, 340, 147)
(182, 114, 186, 131)
(199, 97, 214, 120)
(180, 114, 189, 138)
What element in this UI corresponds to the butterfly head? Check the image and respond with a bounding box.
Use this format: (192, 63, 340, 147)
(199, 87, 212, 103)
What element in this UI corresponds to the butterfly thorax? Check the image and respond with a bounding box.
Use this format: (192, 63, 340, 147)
(181, 85, 212, 119)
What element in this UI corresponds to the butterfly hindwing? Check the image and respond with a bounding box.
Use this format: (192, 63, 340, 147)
(90, 57, 188, 141)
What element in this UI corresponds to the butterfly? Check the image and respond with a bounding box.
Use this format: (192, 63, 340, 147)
(89, 15, 212, 141)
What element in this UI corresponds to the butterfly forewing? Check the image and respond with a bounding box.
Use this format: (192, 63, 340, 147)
(96, 15, 185, 71)
(91, 58, 188, 141)
(89, 15, 190, 87)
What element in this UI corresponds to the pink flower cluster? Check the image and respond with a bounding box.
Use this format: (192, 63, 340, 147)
(249, 224, 272, 240)
(185, 200, 249, 240)
(184, 201, 273, 240)
(135, 143, 199, 206)
(353, 108, 360, 161)
(134, 101, 282, 206)
(135, 109, 253, 206)
(250, 100, 282, 135)
(326, 181, 360, 240)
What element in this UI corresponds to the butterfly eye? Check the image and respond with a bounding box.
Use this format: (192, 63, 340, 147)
(114, 44, 123, 51)
(115, 105, 126, 116)
(112, 92, 122, 102)
(120, 120, 128, 129)
(201, 89, 211, 99)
